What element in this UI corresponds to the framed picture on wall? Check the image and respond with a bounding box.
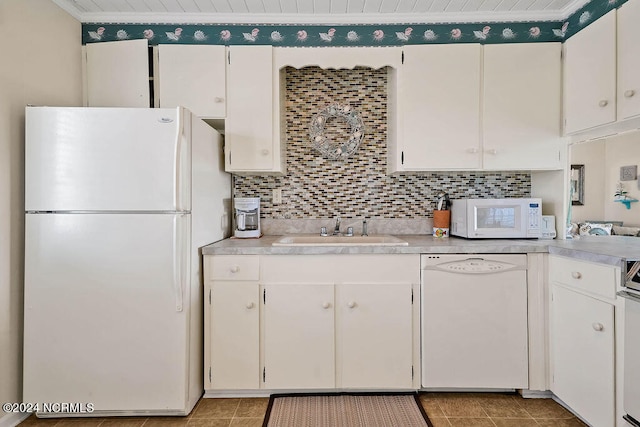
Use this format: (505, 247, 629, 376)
(571, 164, 585, 206)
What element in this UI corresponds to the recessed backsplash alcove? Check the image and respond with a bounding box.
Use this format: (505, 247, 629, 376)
(233, 66, 530, 220)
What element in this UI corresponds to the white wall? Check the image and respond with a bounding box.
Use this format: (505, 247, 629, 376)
(604, 132, 640, 225)
(0, 0, 81, 416)
(570, 131, 640, 226)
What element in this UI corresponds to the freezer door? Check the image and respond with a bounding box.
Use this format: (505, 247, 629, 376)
(24, 213, 193, 413)
(25, 107, 190, 212)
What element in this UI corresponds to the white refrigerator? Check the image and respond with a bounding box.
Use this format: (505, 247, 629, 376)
(23, 106, 231, 416)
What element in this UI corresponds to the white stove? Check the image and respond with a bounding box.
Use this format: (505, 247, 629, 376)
(620, 260, 640, 427)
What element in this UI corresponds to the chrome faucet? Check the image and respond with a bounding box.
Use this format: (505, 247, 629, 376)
(333, 217, 341, 235)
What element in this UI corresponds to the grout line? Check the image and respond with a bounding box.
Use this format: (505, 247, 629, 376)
(230, 398, 242, 421)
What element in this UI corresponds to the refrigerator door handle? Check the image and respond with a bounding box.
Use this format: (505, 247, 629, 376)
(174, 108, 184, 212)
(173, 215, 184, 312)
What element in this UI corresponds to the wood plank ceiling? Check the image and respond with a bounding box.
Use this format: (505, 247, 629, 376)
(52, 0, 588, 23)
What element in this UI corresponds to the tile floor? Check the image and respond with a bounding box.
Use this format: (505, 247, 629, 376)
(19, 393, 587, 427)
(418, 392, 588, 426)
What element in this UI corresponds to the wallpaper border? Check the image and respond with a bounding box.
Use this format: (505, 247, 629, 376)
(81, 0, 628, 46)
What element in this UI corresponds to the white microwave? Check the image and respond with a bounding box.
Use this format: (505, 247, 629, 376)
(450, 198, 542, 239)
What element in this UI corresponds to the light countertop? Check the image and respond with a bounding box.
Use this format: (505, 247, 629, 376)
(202, 235, 640, 266)
(202, 235, 549, 255)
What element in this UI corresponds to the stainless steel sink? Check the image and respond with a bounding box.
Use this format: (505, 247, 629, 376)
(272, 234, 409, 246)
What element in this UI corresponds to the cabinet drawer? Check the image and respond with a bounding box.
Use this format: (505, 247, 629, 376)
(210, 255, 259, 281)
(549, 255, 617, 299)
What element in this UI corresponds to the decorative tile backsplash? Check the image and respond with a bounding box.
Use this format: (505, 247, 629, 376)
(233, 66, 530, 220)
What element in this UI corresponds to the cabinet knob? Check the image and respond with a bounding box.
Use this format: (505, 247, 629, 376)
(347, 301, 356, 308)
(246, 302, 255, 309)
(230, 265, 240, 273)
(261, 149, 270, 156)
(598, 100, 609, 107)
(485, 149, 498, 155)
(214, 97, 225, 103)
(322, 302, 331, 309)
(624, 90, 635, 98)
(571, 271, 582, 279)
(466, 148, 478, 154)
(592, 322, 604, 332)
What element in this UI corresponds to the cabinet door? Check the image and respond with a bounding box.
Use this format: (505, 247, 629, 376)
(483, 43, 563, 170)
(208, 282, 259, 389)
(551, 285, 615, 427)
(225, 46, 275, 172)
(85, 39, 150, 108)
(617, 0, 640, 120)
(399, 45, 481, 170)
(563, 10, 616, 134)
(157, 45, 226, 118)
(263, 284, 335, 389)
(338, 283, 413, 389)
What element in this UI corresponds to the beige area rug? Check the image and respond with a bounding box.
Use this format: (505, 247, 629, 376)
(263, 393, 433, 427)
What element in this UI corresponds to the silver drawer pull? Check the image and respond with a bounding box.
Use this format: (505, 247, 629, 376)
(592, 322, 604, 332)
(230, 265, 240, 273)
(571, 271, 582, 279)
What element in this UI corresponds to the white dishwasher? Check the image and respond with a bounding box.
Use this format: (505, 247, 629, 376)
(421, 254, 529, 390)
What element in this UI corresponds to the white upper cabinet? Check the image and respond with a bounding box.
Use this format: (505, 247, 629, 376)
(563, 10, 617, 134)
(393, 43, 563, 172)
(156, 45, 226, 118)
(397, 44, 482, 171)
(617, 0, 640, 121)
(225, 46, 284, 174)
(483, 43, 563, 170)
(85, 39, 150, 108)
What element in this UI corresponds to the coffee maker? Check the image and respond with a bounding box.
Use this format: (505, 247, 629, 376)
(233, 197, 261, 238)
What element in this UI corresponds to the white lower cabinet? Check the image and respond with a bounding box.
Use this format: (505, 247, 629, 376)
(338, 283, 413, 389)
(204, 256, 260, 390)
(263, 281, 413, 389)
(549, 255, 619, 427)
(263, 283, 335, 389)
(205, 254, 419, 392)
(207, 282, 260, 390)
